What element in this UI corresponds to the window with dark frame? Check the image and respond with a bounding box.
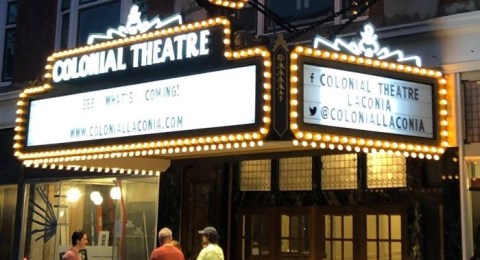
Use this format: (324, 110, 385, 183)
(464, 81, 480, 143)
(1, 0, 17, 83)
(57, 0, 147, 49)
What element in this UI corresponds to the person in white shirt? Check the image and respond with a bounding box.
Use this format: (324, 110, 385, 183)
(197, 226, 224, 260)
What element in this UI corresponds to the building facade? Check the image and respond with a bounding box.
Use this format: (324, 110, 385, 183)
(1, 0, 480, 259)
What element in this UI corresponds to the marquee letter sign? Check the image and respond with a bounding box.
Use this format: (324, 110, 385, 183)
(290, 24, 449, 159)
(13, 6, 272, 173)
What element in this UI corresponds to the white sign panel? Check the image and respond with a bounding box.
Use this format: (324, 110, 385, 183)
(303, 65, 433, 138)
(27, 65, 257, 146)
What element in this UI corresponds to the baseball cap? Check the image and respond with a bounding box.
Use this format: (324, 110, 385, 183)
(198, 226, 218, 236)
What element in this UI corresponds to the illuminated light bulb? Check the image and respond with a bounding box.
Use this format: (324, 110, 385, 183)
(440, 110, 448, 116)
(332, 53, 339, 59)
(320, 143, 326, 149)
(306, 132, 313, 139)
(305, 48, 313, 55)
(434, 155, 440, 160)
(291, 124, 298, 130)
(66, 188, 82, 203)
(328, 144, 335, 149)
(291, 111, 298, 118)
(354, 147, 361, 152)
(340, 54, 347, 60)
(293, 140, 299, 146)
(315, 134, 322, 140)
(314, 50, 321, 56)
(291, 76, 298, 82)
(323, 52, 331, 58)
(311, 142, 317, 148)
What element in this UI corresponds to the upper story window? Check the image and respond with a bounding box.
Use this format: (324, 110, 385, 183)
(236, 0, 367, 35)
(464, 80, 480, 143)
(0, 0, 17, 85)
(56, 0, 147, 49)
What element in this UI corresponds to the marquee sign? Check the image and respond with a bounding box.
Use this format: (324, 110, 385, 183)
(290, 24, 449, 159)
(13, 5, 272, 172)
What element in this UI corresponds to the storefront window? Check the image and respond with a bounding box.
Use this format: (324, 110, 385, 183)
(0, 185, 17, 259)
(367, 154, 406, 189)
(21, 177, 159, 260)
(464, 81, 480, 143)
(467, 162, 480, 256)
(279, 157, 312, 191)
(321, 154, 358, 190)
(240, 159, 271, 191)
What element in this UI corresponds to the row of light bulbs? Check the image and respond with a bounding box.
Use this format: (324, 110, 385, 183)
(66, 187, 122, 205)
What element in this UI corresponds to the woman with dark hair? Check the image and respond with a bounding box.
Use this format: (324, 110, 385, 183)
(63, 230, 88, 260)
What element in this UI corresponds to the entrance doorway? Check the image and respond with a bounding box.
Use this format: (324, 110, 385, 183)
(238, 206, 406, 260)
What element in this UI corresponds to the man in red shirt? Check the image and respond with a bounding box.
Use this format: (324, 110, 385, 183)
(150, 227, 185, 260)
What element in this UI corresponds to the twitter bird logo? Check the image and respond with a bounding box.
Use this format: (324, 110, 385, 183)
(309, 106, 317, 116)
